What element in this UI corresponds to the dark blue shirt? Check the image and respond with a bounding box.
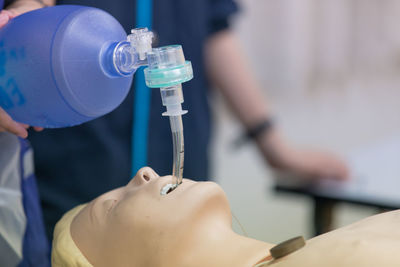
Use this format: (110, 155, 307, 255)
(29, 0, 238, 238)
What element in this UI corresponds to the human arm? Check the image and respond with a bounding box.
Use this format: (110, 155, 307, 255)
(204, 30, 349, 180)
(0, 0, 54, 137)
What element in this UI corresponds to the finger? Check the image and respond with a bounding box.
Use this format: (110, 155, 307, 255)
(0, 109, 28, 138)
(5, 122, 28, 138)
(0, 12, 11, 28)
(18, 123, 30, 129)
(326, 165, 349, 181)
(338, 167, 350, 181)
(1, 9, 17, 19)
(331, 160, 350, 181)
(0, 9, 18, 28)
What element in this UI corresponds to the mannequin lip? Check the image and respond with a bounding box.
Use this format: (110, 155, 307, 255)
(160, 178, 190, 195)
(160, 183, 179, 195)
(159, 178, 196, 196)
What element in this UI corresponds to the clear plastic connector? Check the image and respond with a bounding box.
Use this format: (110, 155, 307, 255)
(112, 27, 154, 76)
(128, 28, 154, 60)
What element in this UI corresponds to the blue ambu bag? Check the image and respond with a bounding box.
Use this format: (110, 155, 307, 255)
(0, 5, 134, 127)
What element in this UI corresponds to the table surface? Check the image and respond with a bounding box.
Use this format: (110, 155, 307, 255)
(275, 136, 400, 209)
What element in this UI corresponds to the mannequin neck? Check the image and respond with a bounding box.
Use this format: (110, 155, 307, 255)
(174, 221, 274, 267)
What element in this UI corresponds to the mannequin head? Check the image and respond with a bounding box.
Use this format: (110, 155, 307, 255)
(53, 167, 400, 267)
(54, 167, 235, 267)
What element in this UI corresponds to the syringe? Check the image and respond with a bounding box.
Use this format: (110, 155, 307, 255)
(144, 45, 193, 189)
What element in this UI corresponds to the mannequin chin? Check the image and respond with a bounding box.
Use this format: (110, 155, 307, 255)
(52, 167, 400, 267)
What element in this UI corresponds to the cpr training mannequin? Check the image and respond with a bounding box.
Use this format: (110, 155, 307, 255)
(52, 167, 400, 267)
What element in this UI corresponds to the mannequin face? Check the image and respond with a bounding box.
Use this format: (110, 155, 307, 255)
(70, 167, 231, 267)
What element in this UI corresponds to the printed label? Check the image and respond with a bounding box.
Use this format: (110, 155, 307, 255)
(0, 41, 26, 109)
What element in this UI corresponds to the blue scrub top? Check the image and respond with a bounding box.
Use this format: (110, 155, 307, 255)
(28, 0, 238, 238)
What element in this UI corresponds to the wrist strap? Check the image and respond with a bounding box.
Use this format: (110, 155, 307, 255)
(233, 118, 274, 149)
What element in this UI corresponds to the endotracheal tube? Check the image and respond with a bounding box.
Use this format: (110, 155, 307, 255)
(143, 44, 193, 191)
(161, 85, 186, 186)
(171, 117, 184, 184)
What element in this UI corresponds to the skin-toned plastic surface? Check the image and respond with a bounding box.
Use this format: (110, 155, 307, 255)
(0, 5, 133, 127)
(54, 167, 400, 267)
(68, 167, 272, 267)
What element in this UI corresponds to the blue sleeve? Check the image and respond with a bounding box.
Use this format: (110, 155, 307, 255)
(208, 0, 239, 35)
(18, 139, 51, 267)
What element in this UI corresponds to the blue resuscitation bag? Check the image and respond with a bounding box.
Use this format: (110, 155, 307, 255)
(0, 133, 50, 266)
(0, 5, 134, 128)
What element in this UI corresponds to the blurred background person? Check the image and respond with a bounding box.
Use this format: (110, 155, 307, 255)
(217, 0, 400, 243)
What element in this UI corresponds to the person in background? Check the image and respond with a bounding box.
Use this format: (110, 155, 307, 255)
(0, 0, 349, 240)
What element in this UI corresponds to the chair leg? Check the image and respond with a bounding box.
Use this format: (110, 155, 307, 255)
(313, 197, 336, 236)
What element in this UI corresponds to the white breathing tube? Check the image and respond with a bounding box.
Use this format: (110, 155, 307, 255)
(160, 85, 187, 186)
(158, 86, 186, 195)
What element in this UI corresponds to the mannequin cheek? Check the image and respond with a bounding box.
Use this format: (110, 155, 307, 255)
(108, 199, 163, 230)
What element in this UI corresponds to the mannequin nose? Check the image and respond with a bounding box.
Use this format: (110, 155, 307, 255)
(133, 167, 159, 185)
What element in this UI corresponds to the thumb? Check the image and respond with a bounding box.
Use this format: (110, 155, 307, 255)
(0, 12, 11, 28)
(0, 10, 17, 28)
(0, 108, 28, 138)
